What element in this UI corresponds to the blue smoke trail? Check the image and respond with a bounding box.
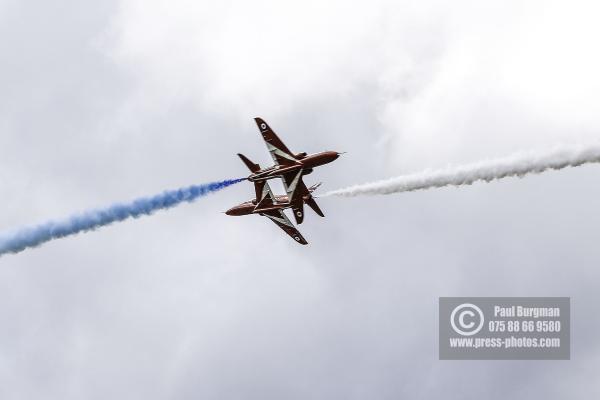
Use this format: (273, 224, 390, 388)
(0, 178, 245, 257)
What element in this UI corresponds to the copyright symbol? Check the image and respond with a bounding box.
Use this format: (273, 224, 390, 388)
(450, 303, 484, 336)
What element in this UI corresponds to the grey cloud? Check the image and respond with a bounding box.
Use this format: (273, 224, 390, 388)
(0, 1, 599, 399)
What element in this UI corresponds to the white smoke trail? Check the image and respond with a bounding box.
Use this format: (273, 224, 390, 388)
(322, 143, 600, 197)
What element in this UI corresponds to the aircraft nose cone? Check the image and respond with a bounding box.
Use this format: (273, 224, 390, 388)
(225, 208, 235, 216)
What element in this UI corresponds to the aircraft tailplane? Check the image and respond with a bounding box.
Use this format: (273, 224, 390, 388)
(238, 153, 261, 173)
(305, 197, 325, 217)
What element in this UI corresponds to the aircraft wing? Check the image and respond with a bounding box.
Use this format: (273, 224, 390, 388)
(254, 179, 276, 209)
(262, 209, 308, 245)
(283, 176, 325, 224)
(281, 169, 307, 203)
(254, 117, 299, 166)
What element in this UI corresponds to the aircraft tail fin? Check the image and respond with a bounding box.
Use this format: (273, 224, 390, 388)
(238, 153, 260, 173)
(253, 181, 266, 205)
(291, 202, 304, 224)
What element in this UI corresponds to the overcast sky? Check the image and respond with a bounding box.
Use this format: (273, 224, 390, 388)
(1, 0, 599, 398)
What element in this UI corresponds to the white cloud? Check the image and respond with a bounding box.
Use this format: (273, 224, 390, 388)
(107, 0, 387, 118)
(380, 1, 600, 170)
(108, 0, 600, 175)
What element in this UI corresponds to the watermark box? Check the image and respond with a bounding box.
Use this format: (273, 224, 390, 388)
(439, 297, 570, 360)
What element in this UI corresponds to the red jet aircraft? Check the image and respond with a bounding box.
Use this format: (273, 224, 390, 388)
(237, 117, 342, 225)
(225, 180, 322, 245)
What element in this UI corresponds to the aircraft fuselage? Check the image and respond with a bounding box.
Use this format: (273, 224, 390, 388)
(226, 197, 291, 216)
(247, 150, 340, 182)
